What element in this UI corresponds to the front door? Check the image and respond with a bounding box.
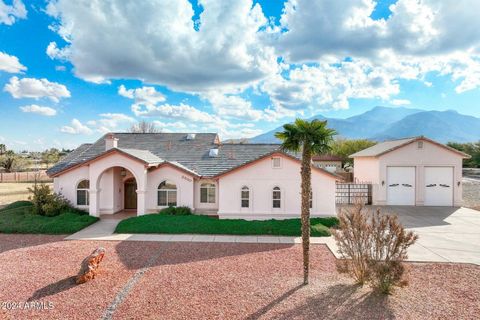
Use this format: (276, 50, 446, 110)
(124, 179, 137, 209)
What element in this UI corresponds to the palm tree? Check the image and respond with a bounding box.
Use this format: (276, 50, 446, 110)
(275, 119, 336, 285)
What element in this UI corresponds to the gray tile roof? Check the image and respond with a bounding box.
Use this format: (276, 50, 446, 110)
(117, 148, 163, 164)
(349, 137, 416, 157)
(47, 133, 285, 177)
(349, 136, 471, 158)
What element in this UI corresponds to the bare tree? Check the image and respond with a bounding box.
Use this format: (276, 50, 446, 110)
(128, 120, 161, 133)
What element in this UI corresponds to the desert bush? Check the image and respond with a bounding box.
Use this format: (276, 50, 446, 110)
(331, 204, 372, 284)
(332, 204, 418, 293)
(159, 206, 192, 216)
(368, 210, 418, 293)
(28, 183, 71, 216)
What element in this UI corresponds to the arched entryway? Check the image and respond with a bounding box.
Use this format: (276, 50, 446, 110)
(94, 166, 140, 216)
(124, 177, 137, 210)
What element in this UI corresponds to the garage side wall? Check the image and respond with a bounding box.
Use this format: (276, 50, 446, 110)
(218, 155, 337, 220)
(352, 157, 380, 204)
(376, 141, 463, 206)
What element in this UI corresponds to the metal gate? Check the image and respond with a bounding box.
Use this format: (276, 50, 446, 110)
(336, 183, 372, 205)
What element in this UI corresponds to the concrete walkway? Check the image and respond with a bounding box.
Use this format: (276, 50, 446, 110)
(66, 207, 480, 265)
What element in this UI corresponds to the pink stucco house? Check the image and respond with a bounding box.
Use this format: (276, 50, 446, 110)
(47, 133, 341, 219)
(351, 136, 470, 207)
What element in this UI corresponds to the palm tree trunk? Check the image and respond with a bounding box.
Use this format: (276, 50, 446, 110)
(301, 146, 312, 285)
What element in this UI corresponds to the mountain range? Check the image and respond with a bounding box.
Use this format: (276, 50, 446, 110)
(249, 107, 480, 144)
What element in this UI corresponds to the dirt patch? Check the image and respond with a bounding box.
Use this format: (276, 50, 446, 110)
(0, 234, 478, 320)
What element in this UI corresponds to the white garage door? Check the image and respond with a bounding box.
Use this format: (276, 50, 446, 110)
(387, 167, 416, 205)
(424, 167, 453, 206)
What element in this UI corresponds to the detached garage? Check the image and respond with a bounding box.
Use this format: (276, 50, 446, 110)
(351, 136, 470, 207)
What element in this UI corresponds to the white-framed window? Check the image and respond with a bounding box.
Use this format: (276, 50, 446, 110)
(272, 186, 281, 208)
(241, 186, 250, 208)
(200, 182, 216, 203)
(76, 180, 90, 206)
(272, 157, 281, 168)
(158, 180, 177, 206)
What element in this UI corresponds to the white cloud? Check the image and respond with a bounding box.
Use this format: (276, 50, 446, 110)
(390, 99, 411, 106)
(60, 118, 92, 135)
(0, 0, 26, 25)
(46, 0, 278, 92)
(0, 52, 26, 73)
(118, 85, 166, 106)
(262, 59, 400, 111)
(20, 104, 57, 116)
(46, 41, 70, 60)
(4, 76, 71, 102)
(97, 112, 135, 131)
(201, 92, 264, 121)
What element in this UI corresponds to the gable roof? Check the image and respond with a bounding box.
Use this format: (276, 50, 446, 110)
(349, 136, 471, 159)
(47, 132, 344, 180)
(214, 151, 343, 181)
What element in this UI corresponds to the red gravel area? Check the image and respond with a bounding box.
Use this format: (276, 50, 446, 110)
(0, 234, 479, 320)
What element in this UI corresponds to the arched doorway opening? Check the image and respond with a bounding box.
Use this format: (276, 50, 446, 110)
(124, 177, 137, 210)
(96, 166, 139, 216)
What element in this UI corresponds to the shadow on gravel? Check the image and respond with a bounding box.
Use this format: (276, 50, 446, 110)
(247, 284, 393, 320)
(115, 241, 294, 270)
(28, 276, 77, 302)
(0, 234, 63, 255)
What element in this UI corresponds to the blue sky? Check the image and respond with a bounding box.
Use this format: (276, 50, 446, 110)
(1, 0, 480, 151)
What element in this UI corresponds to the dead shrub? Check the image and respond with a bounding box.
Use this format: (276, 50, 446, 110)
(332, 204, 418, 294)
(368, 210, 418, 294)
(331, 204, 372, 284)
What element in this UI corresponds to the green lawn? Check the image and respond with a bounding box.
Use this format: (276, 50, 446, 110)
(0, 201, 99, 234)
(115, 213, 338, 237)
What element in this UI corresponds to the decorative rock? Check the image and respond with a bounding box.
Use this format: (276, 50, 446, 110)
(76, 247, 106, 284)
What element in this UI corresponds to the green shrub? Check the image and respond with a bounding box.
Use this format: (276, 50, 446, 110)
(159, 206, 192, 216)
(28, 183, 72, 217)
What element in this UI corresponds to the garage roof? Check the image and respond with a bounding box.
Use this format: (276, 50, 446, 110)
(349, 136, 471, 159)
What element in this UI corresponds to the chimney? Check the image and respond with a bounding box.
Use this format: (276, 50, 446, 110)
(105, 133, 118, 150)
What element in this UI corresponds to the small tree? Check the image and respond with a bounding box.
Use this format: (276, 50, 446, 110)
(332, 204, 418, 294)
(0, 150, 18, 172)
(128, 120, 161, 133)
(0, 144, 6, 155)
(275, 119, 336, 285)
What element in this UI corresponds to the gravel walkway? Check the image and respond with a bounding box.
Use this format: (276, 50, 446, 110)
(0, 234, 479, 320)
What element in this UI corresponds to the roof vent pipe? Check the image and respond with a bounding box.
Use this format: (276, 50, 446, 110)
(209, 148, 219, 157)
(105, 133, 118, 150)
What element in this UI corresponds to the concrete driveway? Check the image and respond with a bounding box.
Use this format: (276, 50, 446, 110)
(373, 206, 480, 265)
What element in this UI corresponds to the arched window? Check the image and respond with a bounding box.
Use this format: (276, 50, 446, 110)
(158, 180, 177, 206)
(77, 180, 90, 206)
(241, 186, 250, 208)
(200, 182, 216, 203)
(272, 186, 281, 208)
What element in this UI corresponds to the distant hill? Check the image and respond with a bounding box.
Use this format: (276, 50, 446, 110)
(249, 107, 480, 143)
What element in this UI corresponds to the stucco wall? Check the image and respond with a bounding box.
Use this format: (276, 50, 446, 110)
(218, 155, 337, 220)
(145, 166, 194, 213)
(354, 140, 464, 206)
(53, 165, 90, 211)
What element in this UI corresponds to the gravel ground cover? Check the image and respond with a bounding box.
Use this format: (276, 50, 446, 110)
(0, 234, 479, 320)
(463, 180, 480, 210)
